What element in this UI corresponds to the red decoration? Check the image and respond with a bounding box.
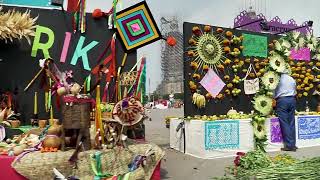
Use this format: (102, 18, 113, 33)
(67, 0, 78, 12)
(166, 36, 177, 46)
(92, 9, 104, 19)
(192, 26, 202, 36)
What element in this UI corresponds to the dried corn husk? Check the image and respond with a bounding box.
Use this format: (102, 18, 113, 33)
(0, 7, 38, 44)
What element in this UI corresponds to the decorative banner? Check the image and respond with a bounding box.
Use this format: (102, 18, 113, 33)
(290, 48, 311, 61)
(298, 116, 320, 140)
(234, 11, 313, 35)
(200, 69, 225, 98)
(270, 118, 283, 143)
(0, 0, 55, 8)
(115, 1, 162, 51)
(242, 33, 268, 58)
(205, 120, 240, 150)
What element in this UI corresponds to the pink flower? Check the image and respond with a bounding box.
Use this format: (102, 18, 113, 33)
(236, 152, 246, 156)
(234, 159, 240, 166)
(233, 155, 241, 166)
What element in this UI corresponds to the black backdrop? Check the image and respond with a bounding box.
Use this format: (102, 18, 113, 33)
(183, 22, 316, 116)
(0, 6, 137, 123)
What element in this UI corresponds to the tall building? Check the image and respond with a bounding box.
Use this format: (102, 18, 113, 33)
(155, 17, 183, 96)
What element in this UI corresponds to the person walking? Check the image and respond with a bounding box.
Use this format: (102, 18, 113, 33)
(274, 72, 297, 151)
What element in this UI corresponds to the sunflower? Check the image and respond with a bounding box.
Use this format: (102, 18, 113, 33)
(261, 71, 280, 90)
(298, 37, 305, 48)
(292, 31, 300, 40)
(280, 39, 291, 49)
(274, 40, 282, 51)
(188, 32, 226, 71)
(252, 121, 267, 139)
(269, 54, 287, 73)
(253, 95, 273, 116)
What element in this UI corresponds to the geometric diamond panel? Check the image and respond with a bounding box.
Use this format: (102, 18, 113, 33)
(116, 1, 162, 51)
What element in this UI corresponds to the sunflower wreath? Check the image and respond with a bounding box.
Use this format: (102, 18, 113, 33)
(186, 25, 244, 106)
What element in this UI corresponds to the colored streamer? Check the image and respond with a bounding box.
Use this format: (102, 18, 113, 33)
(128, 58, 146, 95)
(91, 152, 112, 180)
(136, 62, 146, 96)
(136, 63, 146, 104)
(87, 75, 91, 93)
(102, 83, 109, 103)
(113, 0, 117, 28)
(73, 0, 86, 33)
(121, 53, 128, 67)
(91, 34, 116, 83)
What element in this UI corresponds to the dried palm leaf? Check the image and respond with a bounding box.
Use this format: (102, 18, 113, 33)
(0, 7, 38, 44)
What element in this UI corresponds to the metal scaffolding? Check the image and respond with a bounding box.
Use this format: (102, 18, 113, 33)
(155, 16, 183, 95)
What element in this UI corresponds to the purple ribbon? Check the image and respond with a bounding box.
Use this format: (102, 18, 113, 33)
(0, 126, 5, 142)
(15, 141, 43, 162)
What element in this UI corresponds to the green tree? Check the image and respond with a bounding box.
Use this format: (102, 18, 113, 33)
(174, 93, 184, 100)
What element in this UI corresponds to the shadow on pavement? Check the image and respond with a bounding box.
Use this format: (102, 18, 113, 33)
(157, 143, 170, 148)
(160, 168, 170, 179)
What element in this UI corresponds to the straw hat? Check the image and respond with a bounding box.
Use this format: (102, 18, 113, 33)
(112, 97, 144, 126)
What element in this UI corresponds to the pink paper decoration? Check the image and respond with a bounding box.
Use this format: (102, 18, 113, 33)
(60, 32, 72, 63)
(131, 23, 141, 32)
(290, 48, 310, 61)
(200, 69, 225, 98)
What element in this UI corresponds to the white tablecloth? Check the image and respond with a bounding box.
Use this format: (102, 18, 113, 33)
(170, 115, 320, 159)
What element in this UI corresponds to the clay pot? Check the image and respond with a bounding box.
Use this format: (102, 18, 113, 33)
(317, 105, 320, 112)
(70, 83, 81, 95)
(43, 136, 61, 149)
(57, 87, 67, 96)
(13, 144, 28, 156)
(38, 120, 47, 128)
(49, 118, 59, 126)
(47, 122, 62, 136)
(11, 120, 21, 128)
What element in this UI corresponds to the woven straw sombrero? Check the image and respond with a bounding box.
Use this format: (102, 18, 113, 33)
(112, 97, 144, 126)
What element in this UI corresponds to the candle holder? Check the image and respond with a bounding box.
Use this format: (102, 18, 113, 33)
(30, 114, 39, 127)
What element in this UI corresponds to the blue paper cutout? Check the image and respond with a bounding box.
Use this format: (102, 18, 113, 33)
(205, 120, 240, 150)
(298, 116, 320, 140)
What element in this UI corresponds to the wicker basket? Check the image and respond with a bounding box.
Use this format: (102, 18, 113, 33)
(62, 103, 91, 129)
(12, 144, 165, 180)
(12, 151, 74, 180)
(102, 111, 113, 119)
(61, 102, 91, 150)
